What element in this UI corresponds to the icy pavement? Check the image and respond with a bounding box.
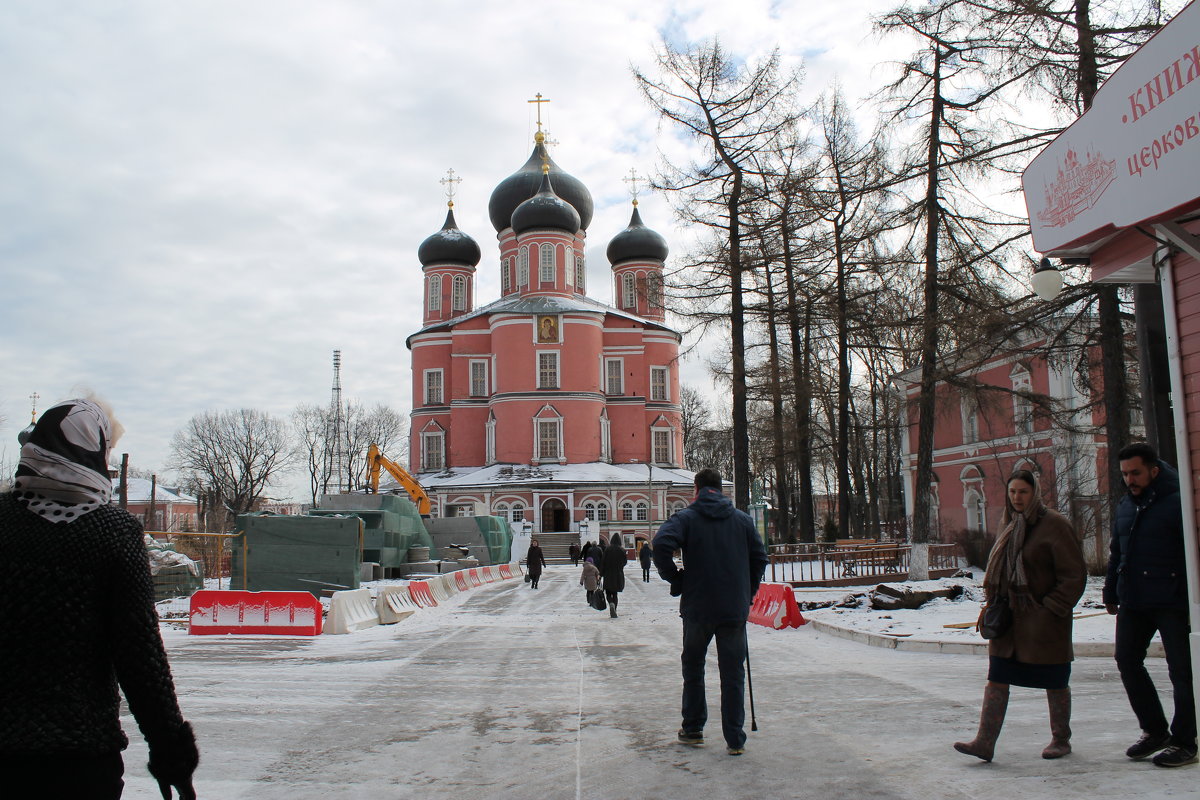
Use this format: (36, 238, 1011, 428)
(120, 567, 1195, 799)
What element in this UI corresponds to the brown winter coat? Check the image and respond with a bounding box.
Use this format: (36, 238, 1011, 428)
(579, 561, 600, 592)
(985, 508, 1086, 664)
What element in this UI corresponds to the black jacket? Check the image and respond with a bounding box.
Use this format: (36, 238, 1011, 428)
(526, 545, 547, 575)
(0, 492, 187, 756)
(1103, 460, 1188, 610)
(601, 540, 627, 593)
(652, 487, 768, 623)
(638, 543, 653, 567)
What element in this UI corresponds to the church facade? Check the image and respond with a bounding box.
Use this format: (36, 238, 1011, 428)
(406, 129, 695, 545)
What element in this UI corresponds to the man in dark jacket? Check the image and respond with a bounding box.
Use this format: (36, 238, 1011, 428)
(600, 536, 627, 618)
(652, 468, 768, 756)
(638, 538, 653, 582)
(1104, 443, 1196, 768)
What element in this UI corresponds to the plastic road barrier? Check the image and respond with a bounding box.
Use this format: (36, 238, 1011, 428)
(189, 590, 323, 636)
(377, 585, 419, 624)
(467, 569, 483, 587)
(428, 577, 451, 602)
(408, 581, 439, 608)
(499, 564, 518, 580)
(437, 573, 459, 596)
(326, 588, 380, 634)
(748, 583, 807, 630)
(453, 571, 471, 592)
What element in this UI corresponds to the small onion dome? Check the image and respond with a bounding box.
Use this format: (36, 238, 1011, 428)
(606, 205, 668, 264)
(488, 135, 593, 232)
(511, 171, 581, 235)
(418, 206, 481, 267)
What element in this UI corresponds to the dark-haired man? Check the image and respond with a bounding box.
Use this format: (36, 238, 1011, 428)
(652, 468, 768, 756)
(1105, 442, 1196, 767)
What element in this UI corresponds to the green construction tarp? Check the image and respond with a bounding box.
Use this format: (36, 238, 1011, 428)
(232, 513, 362, 596)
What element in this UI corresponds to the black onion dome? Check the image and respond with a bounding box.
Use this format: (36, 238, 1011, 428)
(488, 139, 593, 232)
(606, 206, 669, 264)
(511, 172, 581, 235)
(418, 207, 481, 267)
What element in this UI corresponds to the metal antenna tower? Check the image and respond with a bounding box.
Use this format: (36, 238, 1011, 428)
(330, 350, 346, 494)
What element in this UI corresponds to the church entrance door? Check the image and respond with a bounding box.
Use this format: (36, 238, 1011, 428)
(541, 498, 569, 532)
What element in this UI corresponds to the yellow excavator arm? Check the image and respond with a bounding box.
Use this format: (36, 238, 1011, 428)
(366, 443, 432, 517)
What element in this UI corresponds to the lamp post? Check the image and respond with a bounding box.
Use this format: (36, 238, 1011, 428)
(579, 516, 590, 548)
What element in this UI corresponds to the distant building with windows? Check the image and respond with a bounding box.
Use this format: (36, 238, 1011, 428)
(894, 324, 1127, 566)
(406, 127, 695, 543)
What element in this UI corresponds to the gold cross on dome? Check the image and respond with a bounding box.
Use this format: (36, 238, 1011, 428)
(29, 391, 39, 421)
(528, 92, 550, 132)
(440, 168, 462, 207)
(623, 167, 644, 206)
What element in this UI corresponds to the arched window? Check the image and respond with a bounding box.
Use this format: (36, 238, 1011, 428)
(428, 275, 441, 311)
(564, 246, 573, 286)
(452, 275, 467, 311)
(501, 258, 511, 292)
(621, 501, 634, 521)
(622, 273, 636, 308)
(518, 247, 530, 286)
(635, 501, 649, 522)
(510, 503, 526, 523)
(596, 501, 610, 521)
(540, 244, 555, 283)
(584, 502, 596, 520)
(575, 255, 586, 291)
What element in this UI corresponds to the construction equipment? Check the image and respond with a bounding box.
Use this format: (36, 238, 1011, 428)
(366, 443, 432, 517)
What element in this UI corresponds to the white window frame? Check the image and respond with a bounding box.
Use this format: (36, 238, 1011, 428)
(424, 369, 444, 405)
(1011, 366, 1034, 436)
(650, 366, 669, 402)
(652, 427, 673, 465)
(510, 503, 526, 523)
(540, 243, 554, 283)
(635, 501, 649, 522)
(470, 360, 489, 397)
(961, 397, 980, 444)
(518, 247, 530, 286)
(622, 273, 636, 308)
(536, 417, 562, 461)
(452, 275, 467, 311)
(621, 501, 634, 521)
(575, 255, 586, 291)
(428, 274, 441, 311)
(605, 358, 623, 396)
(537, 351, 559, 390)
(564, 246, 573, 287)
(595, 501, 610, 522)
(502, 258, 511, 292)
(421, 430, 445, 471)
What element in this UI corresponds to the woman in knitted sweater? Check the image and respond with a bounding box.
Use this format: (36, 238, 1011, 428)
(0, 398, 198, 798)
(954, 469, 1086, 763)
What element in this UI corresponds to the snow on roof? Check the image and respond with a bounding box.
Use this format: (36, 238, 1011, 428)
(109, 477, 197, 504)
(415, 461, 697, 489)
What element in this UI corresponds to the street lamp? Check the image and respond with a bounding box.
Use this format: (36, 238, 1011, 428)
(1031, 256, 1064, 301)
(579, 516, 590, 545)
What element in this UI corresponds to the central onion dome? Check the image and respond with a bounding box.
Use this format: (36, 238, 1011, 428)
(488, 133, 593, 232)
(607, 205, 669, 264)
(511, 170, 581, 235)
(418, 206, 481, 267)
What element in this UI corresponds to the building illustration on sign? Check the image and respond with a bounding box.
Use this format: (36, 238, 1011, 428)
(1036, 145, 1117, 229)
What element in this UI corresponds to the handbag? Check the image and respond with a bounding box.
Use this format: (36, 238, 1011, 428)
(524, 572, 531, 583)
(590, 587, 607, 611)
(979, 595, 1013, 640)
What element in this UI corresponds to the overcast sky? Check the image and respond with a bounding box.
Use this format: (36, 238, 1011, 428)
(0, 0, 920, 497)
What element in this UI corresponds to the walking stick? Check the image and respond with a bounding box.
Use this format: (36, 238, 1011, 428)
(746, 646, 758, 732)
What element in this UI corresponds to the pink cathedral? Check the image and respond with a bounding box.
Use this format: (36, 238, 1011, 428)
(406, 128, 695, 545)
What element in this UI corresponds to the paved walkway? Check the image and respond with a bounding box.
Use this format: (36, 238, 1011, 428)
(121, 567, 1195, 799)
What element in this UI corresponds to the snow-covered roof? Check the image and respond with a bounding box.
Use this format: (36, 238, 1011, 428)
(406, 292, 680, 344)
(109, 478, 197, 504)
(414, 461, 696, 490)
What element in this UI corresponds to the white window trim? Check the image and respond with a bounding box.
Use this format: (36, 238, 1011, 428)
(452, 275, 467, 311)
(575, 255, 586, 292)
(650, 366, 669, 402)
(424, 369, 444, 405)
(428, 274, 441, 311)
(501, 258, 511, 292)
(537, 351, 560, 390)
(651, 426, 674, 466)
(540, 243, 555, 284)
(605, 358, 624, 396)
(622, 273, 636, 308)
(519, 247, 530, 286)
(534, 415, 564, 462)
(421, 430, 445, 471)
(470, 359, 489, 397)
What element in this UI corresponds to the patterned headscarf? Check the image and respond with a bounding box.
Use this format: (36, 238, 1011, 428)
(984, 470, 1045, 609)
(13, 399, 114, 523)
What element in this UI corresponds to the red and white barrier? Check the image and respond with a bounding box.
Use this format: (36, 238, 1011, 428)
(407, 581, 439, 608)
(748, 583, 807, 630)
(453, 571, 471, 592)
(189, 590, 323, 636)
(377, 585, 419, 624)
(326, 588, 380, 634)
(499, 564, 519, 580)
(467, 569, 483, 587)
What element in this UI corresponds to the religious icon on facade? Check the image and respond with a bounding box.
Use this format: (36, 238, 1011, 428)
(537, 315, 559, 343)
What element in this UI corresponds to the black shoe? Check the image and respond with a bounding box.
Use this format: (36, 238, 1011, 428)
(1152, 745, 1199, 768)
(677, 729, 703, 746)
(1126, 731, 1171, 760)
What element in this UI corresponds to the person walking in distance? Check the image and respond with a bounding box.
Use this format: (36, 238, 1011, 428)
(601, 535, 627, 618)
(580, 556, 600, 606)
(0, 397, 199, 798)
(652, 468, 768, 755)
(953, 470, 1086, 763)
(639, 538, 653, 582)
(526, 539, 547, 589)
(569, 541, 581, 567)
(1105, 443, 1197, 768)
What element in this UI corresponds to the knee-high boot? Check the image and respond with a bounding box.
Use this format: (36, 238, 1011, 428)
(1042, 687, 1072, 759)
(954, 682, 1009, 762)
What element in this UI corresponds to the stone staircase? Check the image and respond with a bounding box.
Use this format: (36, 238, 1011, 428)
(527, 531, 581, 565)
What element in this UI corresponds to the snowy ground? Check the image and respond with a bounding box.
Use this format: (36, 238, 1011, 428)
(125, 566, 1194, 799)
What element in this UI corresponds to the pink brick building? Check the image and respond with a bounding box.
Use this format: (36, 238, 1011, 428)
(406, 130, 695, 544)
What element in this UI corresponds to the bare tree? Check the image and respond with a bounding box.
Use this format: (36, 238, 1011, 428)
(169, 409, 294, 530)
(293, 401, 408, 504)
(679, 385, 713, 471)
(634, 37, 801, 508)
